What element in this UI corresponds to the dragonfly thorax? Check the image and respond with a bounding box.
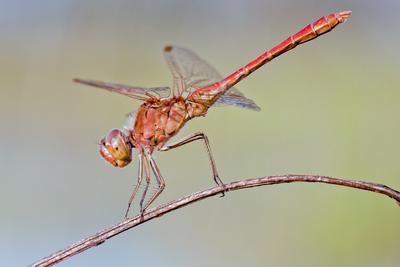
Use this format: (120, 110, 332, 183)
(130, 97, 208, 150)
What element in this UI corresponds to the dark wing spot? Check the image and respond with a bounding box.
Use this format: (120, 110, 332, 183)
(164, 46, 173, 52)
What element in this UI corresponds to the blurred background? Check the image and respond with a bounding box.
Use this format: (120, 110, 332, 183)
(1, 0, 399, 266)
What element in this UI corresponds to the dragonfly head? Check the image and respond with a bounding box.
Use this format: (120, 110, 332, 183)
(99, 129, 132, 168)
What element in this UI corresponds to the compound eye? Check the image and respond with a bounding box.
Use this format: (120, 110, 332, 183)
(99, 142, 115, 164)
(101, 129, 132, 168)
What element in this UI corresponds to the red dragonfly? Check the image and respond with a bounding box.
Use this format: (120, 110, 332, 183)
(75, 11, 351, 218)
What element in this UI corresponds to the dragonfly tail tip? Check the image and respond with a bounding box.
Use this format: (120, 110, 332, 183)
(338, 10, 352, 22)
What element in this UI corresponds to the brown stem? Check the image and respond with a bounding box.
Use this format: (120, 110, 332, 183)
(30, 174, 400, 267)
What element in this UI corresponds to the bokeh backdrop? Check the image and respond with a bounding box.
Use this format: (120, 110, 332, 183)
(1, 1, 399, 266)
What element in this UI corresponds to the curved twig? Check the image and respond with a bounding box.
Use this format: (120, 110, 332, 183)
(30, 174, 400, 267)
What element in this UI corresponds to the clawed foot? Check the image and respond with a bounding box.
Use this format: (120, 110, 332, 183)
(124, 203, 146, 220)
(139, 203, 147, 219)
(214, 175, 226, 197)
(124, 206, 131, 220)
(219, 183, 227, 197)
(124, 209, 146, 220)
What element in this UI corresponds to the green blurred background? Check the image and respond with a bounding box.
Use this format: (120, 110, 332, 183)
(1, 1, 399, 266)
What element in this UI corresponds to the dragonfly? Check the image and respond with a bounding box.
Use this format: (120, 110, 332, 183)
(75, 11, 351, 218)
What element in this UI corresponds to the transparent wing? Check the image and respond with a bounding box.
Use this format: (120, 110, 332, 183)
(215, 88, 261, 111)
(163, 46, 260, 110)
(74, 78, 171, 101)
(164, 46, 221, 96)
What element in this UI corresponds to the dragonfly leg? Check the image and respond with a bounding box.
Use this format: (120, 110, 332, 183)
(124, 152, 144, 219)
(159, 131, 226, 196)
(142, 152, 166, 212)
(139, 156, 151, 214)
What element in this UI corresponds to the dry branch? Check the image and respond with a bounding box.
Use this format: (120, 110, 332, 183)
(30, 174, 400, 267)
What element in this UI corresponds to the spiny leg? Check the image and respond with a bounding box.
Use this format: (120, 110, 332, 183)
(139, 155, 151, 214)
(124, 152, 144, 219)
(142, 152, 166, 212)
(159, 131, 225, 196)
